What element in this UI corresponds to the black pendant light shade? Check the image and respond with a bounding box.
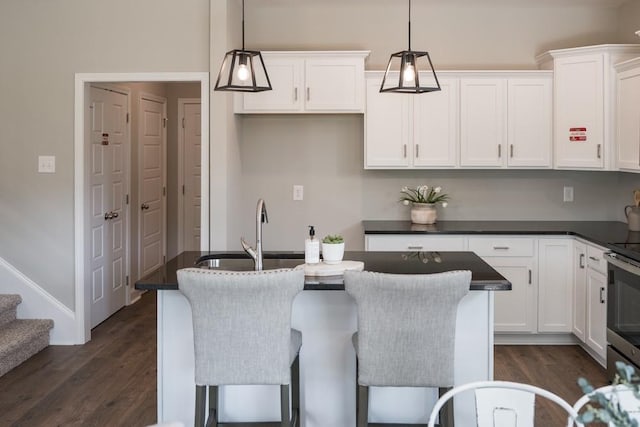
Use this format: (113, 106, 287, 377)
(214, 0, 272, 92)
(380, 0, 441, 94)
(215, 49, 272, 92)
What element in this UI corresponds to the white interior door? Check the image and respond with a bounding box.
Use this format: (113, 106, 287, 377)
(139, 94, 167, 278)
(179, 99, 202, 251)
(89, 86, 129, 328)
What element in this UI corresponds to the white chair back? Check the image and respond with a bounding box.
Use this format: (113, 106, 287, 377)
(427, 380, 580, 427)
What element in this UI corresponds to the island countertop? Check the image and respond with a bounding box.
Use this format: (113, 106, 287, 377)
(135, 250, 511, 292)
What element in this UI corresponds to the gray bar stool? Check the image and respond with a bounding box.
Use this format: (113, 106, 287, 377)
(344, 269, 471, 427)
(178, 268, 305, 427)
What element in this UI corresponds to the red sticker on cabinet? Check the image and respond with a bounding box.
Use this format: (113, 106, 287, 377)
(569, 127, 587, 142)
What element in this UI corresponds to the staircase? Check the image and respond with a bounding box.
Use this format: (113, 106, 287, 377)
(0, 294, 53, 377)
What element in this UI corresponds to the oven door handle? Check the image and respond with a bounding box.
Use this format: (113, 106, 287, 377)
(605, 252, 640, 276)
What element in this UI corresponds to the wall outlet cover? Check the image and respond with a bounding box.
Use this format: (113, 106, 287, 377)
(563, 186, 574, 202)
(38, 155, 56, 173)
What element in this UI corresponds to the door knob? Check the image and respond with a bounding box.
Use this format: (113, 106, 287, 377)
(104, 212, 113, 220)
(111, 211, 119, 219)
(141, 203, 150, 210)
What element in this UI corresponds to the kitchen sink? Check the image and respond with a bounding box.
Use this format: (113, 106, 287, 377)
(195, 253, 305, 271)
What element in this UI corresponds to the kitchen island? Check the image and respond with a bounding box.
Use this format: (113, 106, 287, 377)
(136, 250, 510, 427)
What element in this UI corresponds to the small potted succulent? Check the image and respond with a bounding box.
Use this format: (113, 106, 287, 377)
(322, 234, 345, 265)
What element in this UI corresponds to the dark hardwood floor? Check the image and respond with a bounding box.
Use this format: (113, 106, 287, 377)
(0, 291, 157, 427)
(0, 291, 608, 426)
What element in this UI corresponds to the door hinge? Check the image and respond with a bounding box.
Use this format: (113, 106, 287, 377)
(163, 186, 166, 196)
(125, 194, 129, 205)
(182, 118, 185, 129)
(163, 117, 167, 128)
(126, 275, 129, 287)
(126, 112, 130, 124)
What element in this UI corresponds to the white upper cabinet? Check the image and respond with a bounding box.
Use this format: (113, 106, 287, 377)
(460, 77, 506, 167)
(460, 73, 552, 169)
(615, 57, 640, 172)
(537, 45, 640, 170)
(235, 51, 369, 114)
(364, 73, 459, 168)
(507, 78, 553, 168)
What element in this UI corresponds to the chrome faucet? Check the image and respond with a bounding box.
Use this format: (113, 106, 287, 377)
(241, 198, 268, 271)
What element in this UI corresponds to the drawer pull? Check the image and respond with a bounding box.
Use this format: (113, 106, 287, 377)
(407, 245, 423, 250)
(493, 246, 510, 250)
(579, 253, 585, 269)
(528, 269, 532, 284)
(600, 287, 605, 304)
(589, 256, 599, 262)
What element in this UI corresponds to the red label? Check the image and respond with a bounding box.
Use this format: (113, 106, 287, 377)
(569, 127, 587, 142)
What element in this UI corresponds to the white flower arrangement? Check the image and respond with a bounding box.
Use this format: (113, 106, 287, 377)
(400, 185, 449, 207)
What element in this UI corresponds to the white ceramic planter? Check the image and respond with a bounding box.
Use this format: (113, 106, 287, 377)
(411, 203, 437, 224)
(322, 242, 345, 264)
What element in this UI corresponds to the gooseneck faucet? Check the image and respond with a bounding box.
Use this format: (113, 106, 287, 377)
(241, 198, 268, 271)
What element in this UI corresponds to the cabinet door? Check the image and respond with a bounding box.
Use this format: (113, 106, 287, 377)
(305, 57, 364, 112)
(413, 77, 459, 168)
(617, 67, 640, 172)
(507, 78, 552, 168)
(365, 235, 466, 252)
(537, 239, 573, 332)
(460, 78, 506, 167)
(573, 241, 587, 342)
(586, 268, 607, 360)
(364, 76, 411, 168)
(554, 54, 605, 169)
(237, 56, 303, 112)
(487, 257, 536, 333)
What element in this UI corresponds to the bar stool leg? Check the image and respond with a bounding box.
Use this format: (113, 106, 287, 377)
(195, 385, 206, 427)
(208, 386, 218, 427)
(291, 355, 300, 427)
(357, 385, 368, 427)
(280, 384, 290, 427)
(438, 387, 454, 427)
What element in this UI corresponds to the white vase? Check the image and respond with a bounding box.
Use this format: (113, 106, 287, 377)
(322, 242, 345, 264)
(411, 203, 437, 224)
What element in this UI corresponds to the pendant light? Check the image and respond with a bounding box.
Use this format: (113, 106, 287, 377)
(380, 0, 441, 94)
(214, 0, 272, 92)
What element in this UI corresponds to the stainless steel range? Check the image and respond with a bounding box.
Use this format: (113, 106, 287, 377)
(605, 249, 640, 380)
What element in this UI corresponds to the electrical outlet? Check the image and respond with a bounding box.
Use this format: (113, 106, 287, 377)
(563, 186, 574, 202)
(293, 185, 304, 201)
(38, 155, 56, 173)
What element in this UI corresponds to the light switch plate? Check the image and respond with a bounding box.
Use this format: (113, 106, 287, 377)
(293, 185, 304, 201)
(563, 186, 574, 202)
(38, 155, 56, 173)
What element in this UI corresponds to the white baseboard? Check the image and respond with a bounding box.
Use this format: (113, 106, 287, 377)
(494, 333, 579, 345)
(0, 256, 77, 345)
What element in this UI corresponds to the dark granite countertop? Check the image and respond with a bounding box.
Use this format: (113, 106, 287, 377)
(362, 220, 639, 251)
(135, 250, 510, 292)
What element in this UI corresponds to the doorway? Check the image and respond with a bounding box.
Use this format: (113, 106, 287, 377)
(74, 72, 209, 343)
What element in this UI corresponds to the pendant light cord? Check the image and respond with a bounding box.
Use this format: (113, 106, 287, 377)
(408, 0, 411, 51)
(242, 0, 245, 50)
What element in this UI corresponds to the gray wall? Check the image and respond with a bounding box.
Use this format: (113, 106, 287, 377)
(0, 0, 209, 309)
(618, 1, 640, 42)
(233, 115, 640, 251)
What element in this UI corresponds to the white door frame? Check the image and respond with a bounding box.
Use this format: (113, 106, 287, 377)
(177, 98, 201, 253)
(137, 92, 168, 279)
(74, 72, 210, 344)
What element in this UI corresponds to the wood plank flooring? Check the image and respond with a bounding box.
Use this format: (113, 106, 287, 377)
(0, 291, 608, 426)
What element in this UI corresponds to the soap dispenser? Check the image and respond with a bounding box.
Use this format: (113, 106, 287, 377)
(305, 225, 320, 264)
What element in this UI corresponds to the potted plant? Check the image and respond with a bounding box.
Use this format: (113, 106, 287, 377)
(322, 234, 345, 264)
(400, 185, 449, 225)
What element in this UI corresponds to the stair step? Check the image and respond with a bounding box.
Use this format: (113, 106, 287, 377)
(0, 295, 22, 328)
(0, 319, 54, 377)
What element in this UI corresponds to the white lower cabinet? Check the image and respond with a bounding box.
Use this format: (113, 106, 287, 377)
(572, 241, 587, 341)
(486, 257, 536, 333)
(365, 235, 466, 252)
(537, 238, 573, 333)
(586, 268, 607, 360)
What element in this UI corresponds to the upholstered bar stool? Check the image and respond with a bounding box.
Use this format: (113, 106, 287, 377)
(177, 268, 305, 427)
(344, 269, 471, 427)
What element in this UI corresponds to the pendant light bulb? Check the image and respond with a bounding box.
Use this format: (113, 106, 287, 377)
(237, 63, 250, 81)
(403, 63, 416, 83)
